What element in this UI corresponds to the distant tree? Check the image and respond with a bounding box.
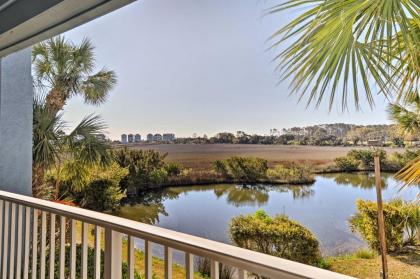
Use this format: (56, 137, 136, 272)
(215, 132, 236, 144)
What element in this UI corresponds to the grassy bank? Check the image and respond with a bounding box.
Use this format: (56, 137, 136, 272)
(325, 249, 420, 279)
(114, 145, 414, 194)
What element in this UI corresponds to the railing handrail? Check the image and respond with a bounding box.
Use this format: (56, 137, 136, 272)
(0, 190, 354, 279)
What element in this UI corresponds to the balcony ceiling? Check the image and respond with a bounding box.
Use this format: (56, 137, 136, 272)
(0, 0, 135, 58)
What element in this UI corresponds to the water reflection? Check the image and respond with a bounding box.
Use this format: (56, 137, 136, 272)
(214, 185, 270, 207)
(118, 183, 315, 223)
(118, 189, 180, 224)
(321, 172, 391, 189)
(115, 173, 418, 255)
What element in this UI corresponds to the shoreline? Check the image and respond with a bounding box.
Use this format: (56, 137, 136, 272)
(126, 169, 397, 197)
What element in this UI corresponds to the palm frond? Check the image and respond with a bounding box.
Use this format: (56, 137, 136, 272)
(66, 114, 111, 166)
(388, 91, 420, 135)
(269, 0, 419, 110)
(32, 97, 64, 168)
(395, 156, 420, 189)
(81, 70, 117, 105)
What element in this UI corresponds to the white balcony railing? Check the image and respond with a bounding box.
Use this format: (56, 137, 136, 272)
(0, 190, 354, 279)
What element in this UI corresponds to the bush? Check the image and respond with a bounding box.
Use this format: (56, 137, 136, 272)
(114, 148, 168, 190)
(164, 162, 182, 176)
(79, 179, 126, 212)
(353, 248, 377, 259)
(213, 160, 230, 177)
(213, 157, 268, 182)
(267, 163, 314, 184)
(229, 210, 321, 265)
(334, 149, 388, 171)
(390, 149, 420, 169)
(334, 157, 360, 172)
(50, 161, 128, 211)
(347, 149, 386, 169)
(349, 199, 420, 252)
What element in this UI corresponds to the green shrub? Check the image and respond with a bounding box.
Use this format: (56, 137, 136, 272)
(334, 157, 360, 172)
(114, 148, 168, 190)
(213, 160, 230, 177)
(213, 157, 268, 182)
(390, 149, 420, 168)
(353, 248, 377, 259)
(267, 163, 314, 183)
(51, 161, 128, 211)
(79, 179, 126, 212)
(229, 210, 321, 265)
(164, 162, 182, 176)
(347, 149, 386, 169)
(349, 199, 420, 252)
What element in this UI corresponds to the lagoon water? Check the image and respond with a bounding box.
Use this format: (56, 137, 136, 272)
(116, 172, 418, 256)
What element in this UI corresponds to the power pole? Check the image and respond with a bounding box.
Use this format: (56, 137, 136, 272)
(374, 156, 388, 279)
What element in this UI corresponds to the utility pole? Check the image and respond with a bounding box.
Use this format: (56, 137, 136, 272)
(374, 156, 388, 279)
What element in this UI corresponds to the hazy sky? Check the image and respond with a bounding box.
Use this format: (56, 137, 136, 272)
(63, 0, 390, 140)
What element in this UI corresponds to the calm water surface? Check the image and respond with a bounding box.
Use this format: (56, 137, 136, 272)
(116, 172, 418, 256)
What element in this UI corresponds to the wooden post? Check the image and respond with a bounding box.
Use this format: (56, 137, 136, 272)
(374, 156, 388, 279)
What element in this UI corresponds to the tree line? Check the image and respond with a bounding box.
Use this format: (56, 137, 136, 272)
(174, 124, 415, 147)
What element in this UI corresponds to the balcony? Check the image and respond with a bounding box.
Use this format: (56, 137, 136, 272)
(0, 190, 354, 279)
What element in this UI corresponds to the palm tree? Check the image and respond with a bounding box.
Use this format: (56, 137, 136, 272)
(33, 97, 111, 199)
(32, 36, 117, 113)
(269, 0, 419, 185)
(388, 94, 420, 186)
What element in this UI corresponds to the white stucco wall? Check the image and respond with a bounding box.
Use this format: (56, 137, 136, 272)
(0, 48, 33, 196)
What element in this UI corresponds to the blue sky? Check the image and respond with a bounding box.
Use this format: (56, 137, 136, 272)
(63, 0, 390, 140)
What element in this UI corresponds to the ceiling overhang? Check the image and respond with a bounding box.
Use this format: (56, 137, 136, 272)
(0, 0, 135, 57)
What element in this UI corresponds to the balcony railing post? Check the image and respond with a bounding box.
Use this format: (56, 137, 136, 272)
(128, 236, 134, 279)
(70, 219, 76, 279)
(9, 203, 16, 279)
(0, 200, 3, 276)
(211, 260, 219, 279)
(145, 240, 152, 279)
(2, 201, 9, 279)
(94, 226, 101, 279)
(59, 216, 65, 279)
(104, 228, 122, 279)
(238, 269, 247, 279)
(185, 253, 194, 279)
(164, 246, 173, 279)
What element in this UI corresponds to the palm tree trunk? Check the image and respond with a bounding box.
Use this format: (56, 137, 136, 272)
(32, 164, 45, 198)
(45, 87, 67, 113)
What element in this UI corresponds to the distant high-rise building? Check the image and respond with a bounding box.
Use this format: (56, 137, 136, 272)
(147, 133, 153, 142)
(121, 134, 127, 144)
(128, 134, 134, 143)
(163, 133, 175, 142)
(134, 134, 141, 142)
(153, 134, 162, 142)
